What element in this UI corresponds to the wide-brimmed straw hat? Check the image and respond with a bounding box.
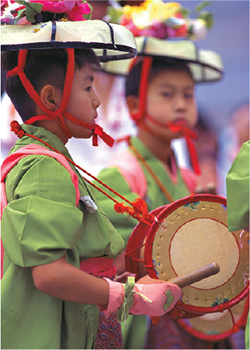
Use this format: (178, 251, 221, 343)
(102, 36, 223, 82)
(1, 19, 137, 62)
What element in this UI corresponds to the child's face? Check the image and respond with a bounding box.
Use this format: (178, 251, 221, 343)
(145, 69, 197, 141)
(65, 64, 101, 138)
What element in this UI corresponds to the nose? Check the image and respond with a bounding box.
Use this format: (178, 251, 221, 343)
(174, 95, 186, 111)
(93, 89, 101, 109)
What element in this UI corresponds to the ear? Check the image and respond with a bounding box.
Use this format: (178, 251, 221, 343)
(126, 95, 140, 115)
(40, 85, 62, 110)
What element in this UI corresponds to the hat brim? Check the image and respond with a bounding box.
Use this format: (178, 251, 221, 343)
(101, 37, 223, 82)
(1, 20, 137, 62)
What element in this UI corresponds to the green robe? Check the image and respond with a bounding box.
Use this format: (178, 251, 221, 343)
(93, 136, 191, 348)
(226, 141, 250, 349)
(1, 124, 125, 349)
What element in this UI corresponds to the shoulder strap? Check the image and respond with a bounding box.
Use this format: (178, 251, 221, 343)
(1, 144, 80, 215)
(1, 143, 80, 215)
(1, 144, 80, 278)
(108, 148, 147, 199)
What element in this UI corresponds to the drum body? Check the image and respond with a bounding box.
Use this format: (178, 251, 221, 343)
(126, 194, 249, 317)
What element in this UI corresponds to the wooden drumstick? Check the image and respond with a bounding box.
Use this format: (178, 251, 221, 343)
(169, 263, 220, 288)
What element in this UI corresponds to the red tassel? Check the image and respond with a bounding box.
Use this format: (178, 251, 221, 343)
(10, 121, 26, 138)
(114, 198, 156, 225)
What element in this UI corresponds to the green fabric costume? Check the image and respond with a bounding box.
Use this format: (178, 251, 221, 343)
(226, 140, 250, 349)
(93, 136, 191, 349)
(1, 124, 125, 349)
(93, 137, 191, 245)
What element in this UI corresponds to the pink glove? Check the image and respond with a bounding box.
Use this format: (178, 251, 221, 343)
(101, 276, 181, 319)
(129, 281, 181, 316)
(101, 278, 125, 318)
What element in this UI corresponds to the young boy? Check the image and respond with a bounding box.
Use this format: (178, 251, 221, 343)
(93, 1, 233, 348)
(0, 2, 182, 349)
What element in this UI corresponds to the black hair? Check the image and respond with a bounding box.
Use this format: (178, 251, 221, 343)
(1, 48, 100, 122)
(125, 57, 194, 97)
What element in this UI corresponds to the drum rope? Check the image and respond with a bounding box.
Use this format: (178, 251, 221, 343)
(10, 121, 158, 226)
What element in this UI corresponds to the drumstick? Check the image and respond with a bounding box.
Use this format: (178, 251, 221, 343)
(169, 263, 220, 288)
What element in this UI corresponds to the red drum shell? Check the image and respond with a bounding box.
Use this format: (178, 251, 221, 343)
(125, 194, 249, 318)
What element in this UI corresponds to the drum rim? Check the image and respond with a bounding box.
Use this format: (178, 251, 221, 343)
(144, 194, 249, 314)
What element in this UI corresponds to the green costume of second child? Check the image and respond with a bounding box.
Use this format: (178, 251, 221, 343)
(226, 141, 250, 350)
(1, 124, 125, 349)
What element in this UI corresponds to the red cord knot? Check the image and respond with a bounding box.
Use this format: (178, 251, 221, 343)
(93, 124, 114, 147)
(7, 67, 19, 78)
(10, 121, 26, 138)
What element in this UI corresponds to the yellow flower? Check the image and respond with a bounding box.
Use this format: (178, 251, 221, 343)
(124, 0, 182, 27)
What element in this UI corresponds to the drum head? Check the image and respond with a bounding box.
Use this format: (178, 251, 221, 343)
(178, 296, 249, 342)
(144, 194, 249, 314)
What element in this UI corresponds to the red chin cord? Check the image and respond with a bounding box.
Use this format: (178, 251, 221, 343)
(145, 114, 201, 175)
(7, 49, 114, 147)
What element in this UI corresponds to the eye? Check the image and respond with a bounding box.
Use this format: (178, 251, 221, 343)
(161, 91, 173, 98)
(85, 86, 92, 92)
(185, 92, 194, 99)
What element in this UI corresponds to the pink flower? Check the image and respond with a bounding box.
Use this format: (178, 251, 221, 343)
(67, 2, 92, 21)
(28, 0, 92, 20)
(29, 0, 75, 13)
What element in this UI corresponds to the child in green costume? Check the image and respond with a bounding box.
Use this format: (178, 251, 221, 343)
(93, 1, 237, 348)
(0, 1, 182, 349)
(226, 141, 250, 350)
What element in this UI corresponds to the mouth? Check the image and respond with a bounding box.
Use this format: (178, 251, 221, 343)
(173, 118, 187, 126)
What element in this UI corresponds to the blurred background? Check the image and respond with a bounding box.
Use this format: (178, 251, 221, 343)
(1, 0, 249, 196)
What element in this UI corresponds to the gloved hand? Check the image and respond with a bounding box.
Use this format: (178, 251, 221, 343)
(101, 275, 182, 320)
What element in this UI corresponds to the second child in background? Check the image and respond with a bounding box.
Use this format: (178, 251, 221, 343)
(92, 1, 236, 349)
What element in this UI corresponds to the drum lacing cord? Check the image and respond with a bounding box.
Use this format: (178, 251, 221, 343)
(216, 303, 239, 333)
(10, 121, 158, 226)
(228, 308, 240, 333)
(117, 136, 174, 203)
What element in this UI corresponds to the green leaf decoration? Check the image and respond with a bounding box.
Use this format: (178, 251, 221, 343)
(106, 6, 123, 24)
(179, 7, 191, 19)
(195, 1, 212, 13)
(199, 11, 214, 29)
(83, 1, 92, 20)
(163, 290, 175, 312)
(14, 8, 25, 24)
(15, 0, 44, 23)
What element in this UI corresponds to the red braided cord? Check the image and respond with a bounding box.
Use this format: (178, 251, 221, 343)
(10, 121, 155, 224)
(131, 57, 153, 122)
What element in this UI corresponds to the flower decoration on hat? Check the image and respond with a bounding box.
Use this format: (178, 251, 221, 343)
(1, 0, 92, 24)
(105, 0, 213, 40)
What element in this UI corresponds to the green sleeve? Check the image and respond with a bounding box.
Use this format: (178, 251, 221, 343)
(2, 155, 83, 268)
(92, 166, 139, 245)
(226, 141, 249, 231)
